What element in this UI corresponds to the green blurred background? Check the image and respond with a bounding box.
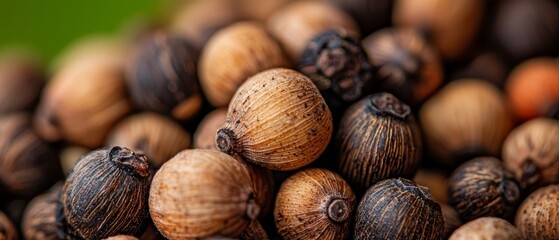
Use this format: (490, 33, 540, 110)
(0, 0, 167, 62)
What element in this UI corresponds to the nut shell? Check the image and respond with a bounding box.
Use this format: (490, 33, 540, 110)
(441, 204, 462, 239)
(106, 113, 191, 168)
(0, 211, 17, 240)
(200, 21, 289, 107)
(0, 54, 44, 114)
(449, 217, 524, 240)
(354, 178, 444, 240)
(22, 183, 62, 240)
(274, 168, 355, 240)
(239, 221, 269, 240)
(217, 68, 333, 171)
(336, 93, 421, 192)
(194, 108, 227, 150)
(515, 184, 559, 239)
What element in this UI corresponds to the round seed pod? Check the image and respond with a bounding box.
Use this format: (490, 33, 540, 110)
(34, 41, 131, 148)
(200, 21, 289, 107)
(515, 184, 559, 239)
(106, 113, 191, 169)
(0, 53, 44, 115)
(393, 0, 484, 60)
(448, 157, 521, 221)
(441, 204, 462, 239)
(267, 0, 359, 61)
(449, 217, 524, 240)
(298, 29, 373, 115)
(0, 211, 17, 240)
(325, 0, 392, 36)
(0, 113, 61, 197)
(149, 149, 267, 239)
(494, 0, 559, 63)
(240, 221, 268, 240)
(502, 118, 559, 191)
(217, 68, 333, 171)
(194, 108, 227, 150)
(274, 168, 356, 240)
(506, 58, 559, 120)
(22, 183, 61, 240)
(420, 79, 513, 165)
(103, 236, 139, 240)
(127, 32, 201, 121)
(354, 178, 444, 240)
(58, 146, 151, 239)
(336, 93, 421, 192)
(363, 28, 443, 105)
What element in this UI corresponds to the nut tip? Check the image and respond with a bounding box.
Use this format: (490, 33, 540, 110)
(326, 198, 351, 223)
(216, 128, 236, 155)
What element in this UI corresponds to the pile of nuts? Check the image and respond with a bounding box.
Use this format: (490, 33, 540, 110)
(2, 0, 559, 239)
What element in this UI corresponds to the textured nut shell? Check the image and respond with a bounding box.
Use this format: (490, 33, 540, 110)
(149, 149, 260, 239)
(354, 178, 444, 240)
(503, 118, 559, 191)
(34, 47, 131, 148)
(441, 204, 462, 238)
(106, 113, 191, 168)
(194, 109, 227, 150)
(218, 68, 333, 171)
(420, 79, 513, 164)
(103, 235, 139, 240)
(516, 184, 559, 239)
(0, 211, 17, 240)
(267, 0, 359, 61)
(240, 221, 269, 240)
(200, 22, 289, 107)
(449, 217, 524, 240)
(413, 169, 448, 204)
(274, 168, 355, 240)
(393, 0, 484, 60)
(0, 54, 44, 114)
(506, 58, 559, 120)
(22, 183, 61, 240)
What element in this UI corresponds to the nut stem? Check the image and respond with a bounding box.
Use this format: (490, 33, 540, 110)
(109, 146, 150, 178)
(370, 93, 410, 119)
(326, 198, 351, 223)
(216, 128, 236, 155)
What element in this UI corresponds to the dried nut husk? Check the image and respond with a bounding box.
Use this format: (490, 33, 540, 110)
(239, 221, 269, 240)
(0, 113, 61, 197)
(506, 58, 559, 120)
(441, 204, 462, 239)
(419, 79, 513, 165)
(515, 184, 559, 239)
(106, 113, 191, 168)
(267, 0, 359, 61)
(502, 118, 559, 191)
(274, 168, 356, 240)
(325, 0, 392, 35)
(393, 0, 484, 60)
(299, 29, 373, 114)
(0, 53, 44, 114)
(354, 178, 444, 240)
(216, 68, 333, 171)
(34, 41, 131, 148)
(22, 183, 61, 240)
(127, 32, 201, 121)
(58, 147, 151, 239)
(363, 28, 443, 105)
(194, 108, 227, 150)
(494, 0, 559, 63)
(0, 211, 17, 240)
(448, 157, 521, 221)
(200, 21, 289, 107)
(60, 145, 90, 176)
(413, 169, 448, 204)
(449, 217, 524, 240)
(103, 236, 139, 240)
(336, 93, 421, 192)
(170, 0, 243, 51)
(149, 149, 267, 239)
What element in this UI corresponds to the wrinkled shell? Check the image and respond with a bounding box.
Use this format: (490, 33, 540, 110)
(149, 149, 266, 239)
(274, 168, 355, 240)
(267, 0, 359, 61)
(354, 178, 444, 240)
(59, 147, 151, 239)
(194, 108, 227, 150)
(22, 183, 62, 240)
(420, 79, 513, 165)
(106, 113, 191, 168)
(0, 211, 17, 240)
(393, 0, 484, 60)
(503, 118, 559, 191)
(441, 204, 462, 239)
(506, 58, 559, 120)
(217, 68, 333, 171)
(515, 184, 559, 239)
(127, 32, 201, 121)
(448, 157, 521, 221)
(336, 93, 421, 192)
(200, 21, 289, 107)
(449, 217, 524, 240)
(413, 169, 448, 204)
(239, 221, 269, 240)
(363, 28, 443, 105)
(34, 42, 131, 148)
(0, 54, 44, 114)
(0, 113, 61, 197)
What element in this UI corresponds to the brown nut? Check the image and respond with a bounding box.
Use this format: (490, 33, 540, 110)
(193, 108, 227, 150)
(449, 217, 524, 240)
(22, 183, 62, 240)
(239, 221, 269, 240)
(0, 211, 17, 240)
(0, 53, 44, 115)
(515, 184, 559, 239)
